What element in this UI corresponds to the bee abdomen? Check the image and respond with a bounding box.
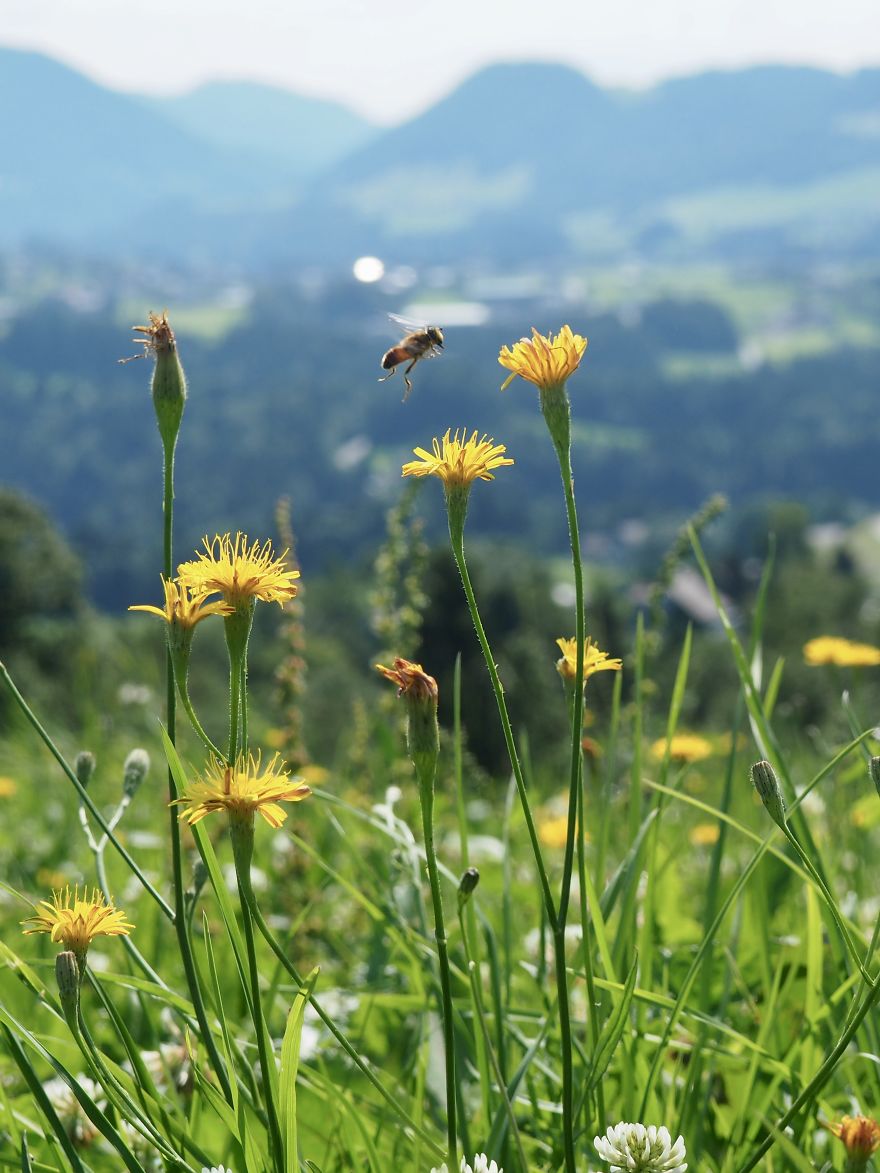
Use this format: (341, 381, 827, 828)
(382, 346, 407, 370)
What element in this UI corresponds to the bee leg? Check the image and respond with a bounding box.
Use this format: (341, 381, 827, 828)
(378, 367, 397, 384)
(401, 360, 417, 402)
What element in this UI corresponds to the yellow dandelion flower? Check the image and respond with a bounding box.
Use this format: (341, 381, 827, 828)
(376, 657, 439, 702)
(829, 1115, 880, 1160)
(689, 823, 721, 847)
(651, 733, 714, 763)
(499, 325, 588, 392)
(555, 637, 622, 683)
(0, 776, 17, 797)
(402, 428, 513, 489)
(177, 533, 300, 609)
(22, 886, 133, 958)
(298, 763, 330, 786)
(175, 752, 311, 829)
(129, 576, 233, 627)
(804, 636, 880, 667)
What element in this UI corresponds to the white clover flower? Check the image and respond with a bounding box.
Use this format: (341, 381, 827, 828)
(430, 1155, 503, 1173)
(594, 1122, 687, 1172)
(43, 1075, 105, 1147)
(201, 1166, 234, 1173)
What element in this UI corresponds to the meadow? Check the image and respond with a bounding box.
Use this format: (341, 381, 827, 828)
(1, 314, 879, 1173)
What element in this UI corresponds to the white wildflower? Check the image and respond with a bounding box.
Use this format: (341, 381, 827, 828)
(430, 1155, 503, 1173)
(201, 1166, 234, 1173)
(594, 1122, 687, 1172)
(43, 1075, 104, 1147)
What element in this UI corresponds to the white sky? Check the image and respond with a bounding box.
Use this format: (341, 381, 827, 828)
(2, 0, 878, 124)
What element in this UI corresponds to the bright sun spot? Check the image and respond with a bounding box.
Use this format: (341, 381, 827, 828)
(353, 256, 385, 283)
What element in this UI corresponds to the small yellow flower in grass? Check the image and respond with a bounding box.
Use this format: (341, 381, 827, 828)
(0, 776, 17, 797)
(804, 636, 880, 667)
(130, 576, 233, 627)
(177, 533, 300, 609)
(499, 326, 587, 392)
(828, 1116, 880, 1167)
(402, 429, 513, 489)
(22, 886, 133, 971)
(651, 733, 713, 764)
(175, 752, 311, 829)
(539, 814, 590, 850)
(556, 637, 622, 684)
(689, 823, 721, 847)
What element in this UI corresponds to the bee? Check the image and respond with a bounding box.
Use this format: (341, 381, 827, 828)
(379, 313, 444, 401)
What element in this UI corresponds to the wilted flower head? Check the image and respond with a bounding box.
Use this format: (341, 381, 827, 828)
(178, 533, 300, 609)
(555, 636, 622, 684)
(175, 752, 311, 829)
(376, 657, 438, 702)
(829, 1115, 880, 1166)
(430, 1155, 503, 1173)
(594, 1122, 687, 1172)
(130, 576, 233, 628)
(650, 733, 713, 764)
(402, 429, 513, 490)
(22, 886, 133, 970)
(499, 325, 587, 392)
(804, 636, 880, 667)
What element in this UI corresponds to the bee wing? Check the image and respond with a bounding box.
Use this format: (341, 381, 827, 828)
(388, 311, 429, 331)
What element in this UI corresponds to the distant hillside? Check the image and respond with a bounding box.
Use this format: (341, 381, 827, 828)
(147, 81, 375, 180)
(2, 49, 879, 265)
(258, 62, 880, 265)
(0, 49, 299, 247)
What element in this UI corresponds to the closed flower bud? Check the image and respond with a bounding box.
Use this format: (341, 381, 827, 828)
(122, 748, 150, 798)
(869, 756, 880, 800)
(458, 867, 480, 911)
(55, 950, 81, 1025)
(125, 311, 187, 451)
(74, 751, 96, 789)
(750, 760, 786, 827)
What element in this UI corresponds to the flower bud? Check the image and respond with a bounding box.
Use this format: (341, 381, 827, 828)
(375, 658, 440, 791)
(869, 756, 880, 800)
(55, 950, 81, 1023)
(458, 867, 480, 911)
(750, 760, 786, 827)
(122, 748, 150, 798)
(126, 312, 187, 451)
(74, 751, 96, 789)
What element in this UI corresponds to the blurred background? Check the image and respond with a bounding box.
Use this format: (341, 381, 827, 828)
(1, 0, 879, 768)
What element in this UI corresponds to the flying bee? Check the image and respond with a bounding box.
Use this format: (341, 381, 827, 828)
(379, 313, 444, 401)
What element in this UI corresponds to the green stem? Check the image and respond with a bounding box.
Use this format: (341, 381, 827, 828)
(547, 425, 582, 1173)
(228, 655, 242, 763)
(237, 869, 285, 1172)
(161, 438, 233, 1106)
(448, 527, 557, 928)
(240, 658, 249, 758)
(419, 781, 458, 1169)
(177, 676, 223, 759)
(577, 756, 604, 1133)
(249, 899, 445, 1160)
(738, 973, 880, 1171)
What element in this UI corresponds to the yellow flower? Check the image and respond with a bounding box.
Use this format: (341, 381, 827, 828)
(499, 326, 587, 392)
(402, 428, 514, 489)
(829, 1115, 880, 1160)
(689, 823, 721, 847)
(177, 533, 300, 608)
(129, 576, 233, 627)
(22, 887, 133, 956)
(175, 752, 311, 828)
(0, 776, 17, 797)
(555, 637, 622, 683)
(804, 636, 880, 667)
(651, 733, 714, 763)
(376, 657, 439, 702)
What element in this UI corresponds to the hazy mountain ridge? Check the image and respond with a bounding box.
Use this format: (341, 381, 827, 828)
(2, 48, 879, 265)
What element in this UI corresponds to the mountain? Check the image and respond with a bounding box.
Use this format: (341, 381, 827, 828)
(147, 81, 375, 180)
(0, 49, 295, 247)
(254, 61, 880, 265)
(1, 50, 879, 265)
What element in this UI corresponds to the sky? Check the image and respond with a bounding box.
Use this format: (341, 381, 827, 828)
(2, 0, 878, 124)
